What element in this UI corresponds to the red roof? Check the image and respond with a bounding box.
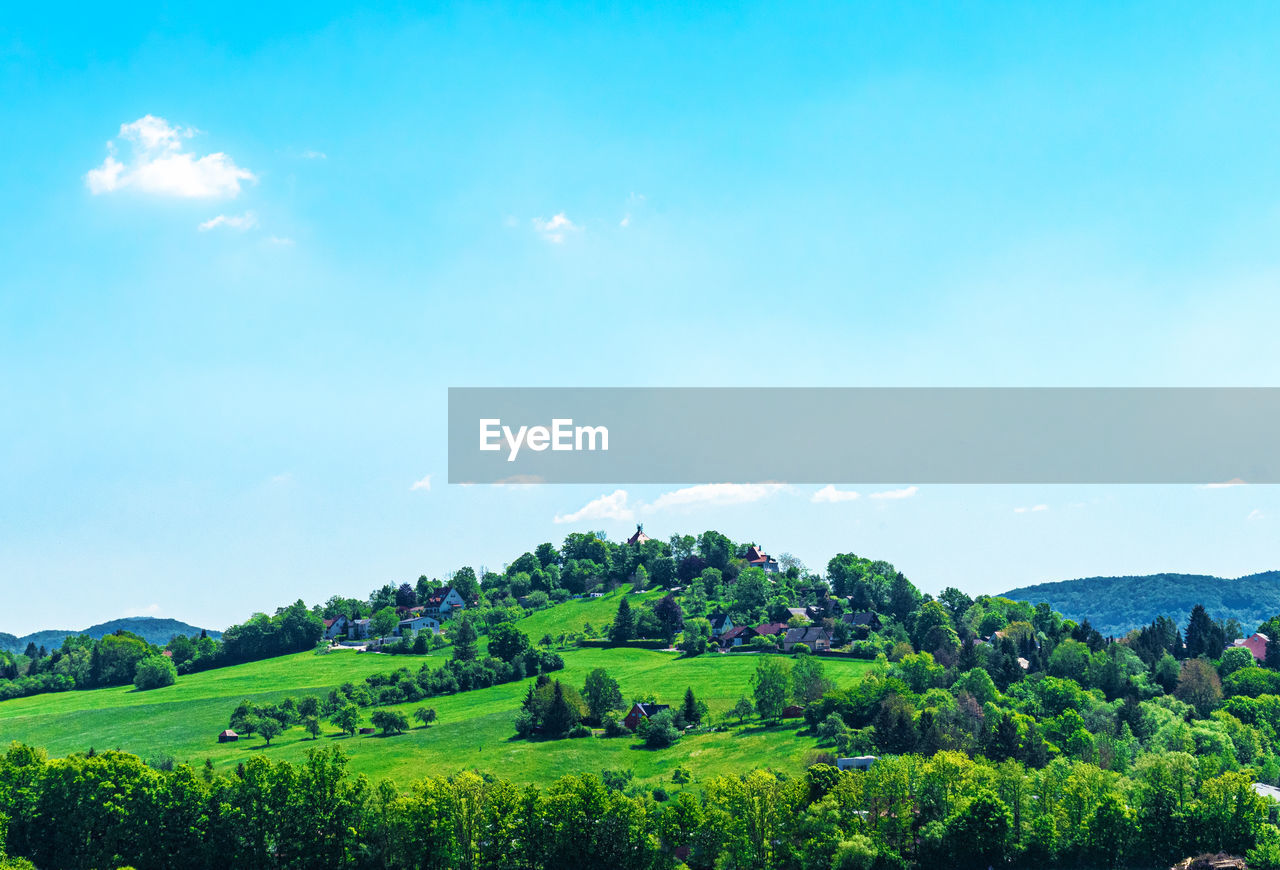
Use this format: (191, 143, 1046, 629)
(219, 729, 238, 738)
(753, 622, 788, 636)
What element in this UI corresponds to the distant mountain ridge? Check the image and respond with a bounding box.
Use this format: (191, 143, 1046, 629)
(1001, 570, 1280, 638)
(0, 617, 221, 655)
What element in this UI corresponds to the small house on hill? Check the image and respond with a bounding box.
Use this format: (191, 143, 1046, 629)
(1234, 632, 1270, 662)
(218, 730, 238, 743)
(753, 622, 789, 638)
(424, 587, 467, 619)
(623, 702, 671, 731)
(841, 612, 882, 631)
(709, 613, 734, 637)
(837, 756, 878, 772)
(719, 625, 756, 648)
(625, 524, 652, 546)
(782, 704, 805, 719)
(398, 615, 441, 636)
(744, 545, 780, 574)
(783, 626, 832, 653)
(324, 616, 351, 639)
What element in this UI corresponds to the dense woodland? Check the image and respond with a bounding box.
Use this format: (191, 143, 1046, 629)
(6, 529, 1280, 868)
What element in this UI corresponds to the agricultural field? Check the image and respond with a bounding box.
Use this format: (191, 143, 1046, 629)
(0, 641, 872, 787)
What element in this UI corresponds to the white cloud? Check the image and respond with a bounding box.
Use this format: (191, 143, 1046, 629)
(1249, 509, 1265, 520)
(410, 474, 432, 492)
(1014, 504, 1049, 513)
(198, 211, 257, 232)
(620, 214, 631, 227)
(554, 489, 634, 524)
(267, 236, 294, 246)
(532, 212, 580, 243)
(300, 149, 327, 160)
(85, 115, 255, 198)
(1202, 479, 1248, 488)
(646, 483, 785, 512)
(869, 485, 919, 500)
(812, 484, 860, 503)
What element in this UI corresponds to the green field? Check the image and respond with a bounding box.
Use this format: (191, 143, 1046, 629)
(0, 642, 872, 787)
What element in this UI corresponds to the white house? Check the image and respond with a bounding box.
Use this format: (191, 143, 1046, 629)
(709, 613, 734, 637)
(424, 586, 467, 619)
(398, 615, 441, 636)
(324, 616, 351, 639)
(349, 618, 372, 640)
(837, 756, 878, 772)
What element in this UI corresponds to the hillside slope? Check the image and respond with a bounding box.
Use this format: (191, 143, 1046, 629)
(1, 616, 221, 654)
(1002, 570, 1280, 637)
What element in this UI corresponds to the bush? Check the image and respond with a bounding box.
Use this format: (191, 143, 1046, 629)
(568, 723, 592, 738)
(133, 655, 177, 691)
(604, 716, 629, 738)
(642, 710, 681, 748)
(371, 709, 410, 735)
(652, 787, 669, 802)
(792, 643, 810, 656)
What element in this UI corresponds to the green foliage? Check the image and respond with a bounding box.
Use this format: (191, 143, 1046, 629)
(752, 656, 790, 721)
(132, 655, 177, 691)
(371, 709, 410, 735)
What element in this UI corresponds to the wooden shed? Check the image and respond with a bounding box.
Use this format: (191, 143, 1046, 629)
(218, 730, 238, 743)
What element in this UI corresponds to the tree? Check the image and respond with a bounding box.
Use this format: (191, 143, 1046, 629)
(611, 597, 635, 643)
(1185, 604, 1225, 660)
(582, 668, 624, 725)
(303, 716, 321, 739)
(258, 717, 283, 746)
(654, 594, 684, 646)
(944, 791, 1013, 867)
(488, 623, 531, 663)
(414, 707, 438, 728)
(451, 566, 480, 604)
(331, 702, 360, 736)
(680, 618, 712, 655)
(543, 681, 579, 737)
(680, 687, 705, 726)
(452, 615, 479, 662)
(751, 657, 790, 721)
(371, 709, 410, 735)
(790, 652, 834, 704)
(912, 600, 960, 657)
(396, 582, 416, 608)
(1176, 657, 1223, 715)
(732, 696, 754, 725)
(132, 655, 177, 691)
(370, 606, 400, 639)
(633, 563, 649, 592)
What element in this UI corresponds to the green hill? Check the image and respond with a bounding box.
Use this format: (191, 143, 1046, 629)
(0, 645, 871, 787)
(0, 616, 221, 654)
(1001, 570, 1280, 637)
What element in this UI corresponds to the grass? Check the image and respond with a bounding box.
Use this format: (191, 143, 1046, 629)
(0, 644, 872, 788)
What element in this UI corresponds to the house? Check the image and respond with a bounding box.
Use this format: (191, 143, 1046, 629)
(324, 616, 351, 639)
(786, 607, 810, 623)
(744, 545, 780, 574)
(708, 613, 734, 637)
(1235, 632, 1270, 662)
(782, 704, 805, 719)
(719, 626, 756, 648)
(837, 756, 878, 772)
(783, 626, 832, 652)
(396, 605, 426, 617)
(218, 729, 239, 743)
(424, 586, 467, 619)
(398, 615, 441, 636)
(841, 612, 882, 632)
(753, 622, 789, 638)
(623, 702, 671, 731)
(1254, 782, 1280, 802)
(625, 524, 652, 546)
(349, 618, 372, 640)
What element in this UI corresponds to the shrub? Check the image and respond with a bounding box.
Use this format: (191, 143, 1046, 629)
(652, 787, 669, 802)
(568, 723, 592, 738)
(642, 709, 680, 748)
(604, 716, 629, 738)
(371, 709, 409, 735)
(133, 655, 177, 691)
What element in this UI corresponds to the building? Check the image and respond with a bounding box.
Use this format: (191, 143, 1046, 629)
(324, 616, 351, 639)
(623, 702, 671, 731)
(625, 524, 652, 546)
(837, 756, 878, 772)
(783, 626, 832, 652)
(424, 587, 467, 619)
(349, 618, 372, 640)
(708, 613, 734, 637)
(786, 607, 810, 622)
(841, 612, 882, 632)
(398, 615, 441, 636)
(753, 622, 789, 638)
(719, 625, 757, 648)
(744, 545, 780, 574)
(1235, 632, 1270, 662)
(217, 730, 239, 743)
(782, 704, 805, 719)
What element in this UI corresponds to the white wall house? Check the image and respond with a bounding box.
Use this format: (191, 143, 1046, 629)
(398, 615, 441, 636)
(425, 586, 467, 619)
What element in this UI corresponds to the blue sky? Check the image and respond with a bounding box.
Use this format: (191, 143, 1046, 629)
(2, 3, 1278, 633)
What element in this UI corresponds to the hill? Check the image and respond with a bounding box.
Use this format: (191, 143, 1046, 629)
(0, 616, 221, 654)
(1001, 570, 1280, 637)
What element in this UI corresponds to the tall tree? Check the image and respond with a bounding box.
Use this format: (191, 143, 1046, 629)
(654, 594, 684, 645)
(396, 582, 416, 608)
(452, 615, 479, 662)
(582, 668, 624, 725)
(611, 597, 635, 643)
(751, 657, 789, 721)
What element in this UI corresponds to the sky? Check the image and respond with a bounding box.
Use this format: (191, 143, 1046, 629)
(1, 2, 1278, 634)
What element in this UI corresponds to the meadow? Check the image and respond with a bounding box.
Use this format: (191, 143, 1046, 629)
(0, 641, 872, 787)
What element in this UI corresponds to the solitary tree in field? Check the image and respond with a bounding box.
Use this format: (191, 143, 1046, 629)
(371, 710, 410, 736)
(303, 716, 321, 740)
(258, 718, 283, 746)
(733, 696, 754, 725)
(331, 703, 360, 736)
(414, 707, 438, 728)
(611, 598, 635, 643)
(452, 615, 479, 662)
(752, 657, 790, 722)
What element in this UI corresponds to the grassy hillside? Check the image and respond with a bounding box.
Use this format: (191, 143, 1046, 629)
(0, 616, 221, 654)
(0, 645, 871, 787)
(1002, 570, 1280, 637)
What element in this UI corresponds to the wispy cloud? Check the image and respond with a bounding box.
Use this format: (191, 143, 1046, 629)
(1249, 509, 1265, 520)
(267, 236, 294, 246)
(812, 484, 860, 503)
(410, 474, 432, 492)
(1014, 504, 1049, 513)
(532, 212, 580, 243)
(86, 115, 255, 198)
(869, 485, 919, 500)
(198, 211, 257, 232)
(646, 483, 785, 512)
(554, 489, 634, 524)
(1202, 479, 1248, 489)
(300, 149, 327, 160)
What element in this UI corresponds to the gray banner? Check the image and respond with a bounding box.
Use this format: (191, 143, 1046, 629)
(447, 388, 1280, 484)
